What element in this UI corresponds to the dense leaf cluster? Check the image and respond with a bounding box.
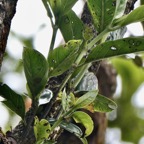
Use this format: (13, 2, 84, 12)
(0, 0, 144, 143)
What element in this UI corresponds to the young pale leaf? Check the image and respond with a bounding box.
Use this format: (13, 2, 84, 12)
(85, 37, 144, 63)
(72, 111, 94, 137)
(0, 83, 25, 119)
(113, 0, 127, 19)
(80, 138, 88, 144)
(94, 94, 117, 112)
(62, 89, 67, 112)
(34, 116, 51, 144)
(48, 40, 82, 77)
(113, 5, 144, 27)
(60, 121, 83, 138)
(23, 47, 48, 98)
(87, 0, 116, 32)
(59, 10, 84, 42)
(73, 90, 98, 110)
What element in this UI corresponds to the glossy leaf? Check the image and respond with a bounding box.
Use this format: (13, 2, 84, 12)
(23, 47, 48, 97)
(0, 83, 25, 119)
(85, 37, 144, 64)
(59, 10, 84, 42)
(72, 111, 94, 137)
(94, 94, 117, 112)
(60, 121, 88, 144)
(39, 89, 53, 106)
(73, 90, 98, 110)
(87, 0, 116, 32)
(48, 40, 82, 77)
(113, 0, 127, 19)
(60, 121, 83, 137)
(34, 116, 51, 144)
(113, 5, 144, 27)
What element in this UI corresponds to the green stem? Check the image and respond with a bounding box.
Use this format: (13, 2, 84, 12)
(42, 0, 58, 53)
(50, 117, 63, 132)
(70, 63, 91, 89)
(87, 28, 109, 49)
(42, 0, 53, 19)
(59, 72, 73, 92)
(49, 26, 58, 52)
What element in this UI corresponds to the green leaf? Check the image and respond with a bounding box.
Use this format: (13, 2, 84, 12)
(80, 138, 88, 144)
(73, 90, 98, 110)
(59, 10, 84, 42)
(94, 94, 117, 112)
(48, 0, 62, 17)
(48, 0, 78, 18)
(87, 0, 116, 32)
(141, 0, 144, 4)
(60, 121, 83, 137)
(72, 111, 94, 137)
(34, 116, 51, 144)
(61, 0, 78, 15)
(85, 37, 144, 63)
(113, 5, 144, 27)
(23, 47, 48, 98)
(113, 0, 127, 19)
(48, 40, 82, 77)
(0, 83, 25, 119)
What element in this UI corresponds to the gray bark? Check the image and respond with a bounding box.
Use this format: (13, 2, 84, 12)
(0, 0, 18, 68)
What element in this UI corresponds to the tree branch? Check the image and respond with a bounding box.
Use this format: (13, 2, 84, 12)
(0, 0, 18, 68)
